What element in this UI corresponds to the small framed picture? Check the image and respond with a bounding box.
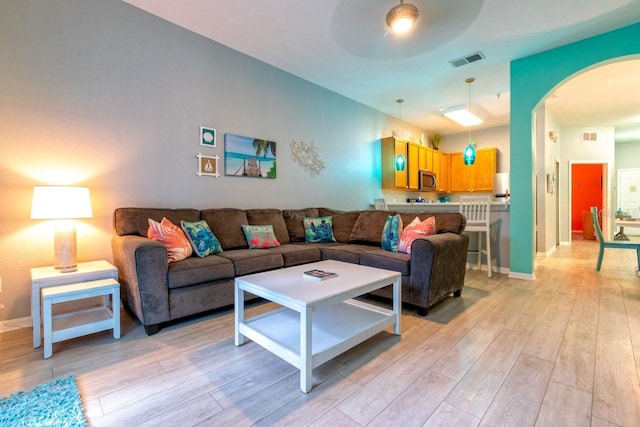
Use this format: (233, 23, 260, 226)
(200, 126, 216, 147)
(196, 153, 220, 178)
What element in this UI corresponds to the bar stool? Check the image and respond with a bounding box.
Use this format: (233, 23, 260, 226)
(459, 196, 493, 277)
(374, 198, 388, 210)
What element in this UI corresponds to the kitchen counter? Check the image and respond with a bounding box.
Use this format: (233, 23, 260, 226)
(382, 202, 510, 212)
(371, 200, 511, 274)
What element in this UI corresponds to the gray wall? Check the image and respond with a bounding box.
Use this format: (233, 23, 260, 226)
(0, 0, 425, 319)
(615, 141, 640, 170)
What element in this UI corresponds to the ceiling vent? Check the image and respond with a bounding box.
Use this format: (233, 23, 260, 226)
(449, 51, 485, 68)
(582, 131, 598, 142)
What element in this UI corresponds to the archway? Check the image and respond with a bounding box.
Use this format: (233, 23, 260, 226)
(509, 22, 640, 279)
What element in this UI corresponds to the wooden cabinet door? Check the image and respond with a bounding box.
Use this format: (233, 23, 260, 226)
(432, 150, 444, 192)
(439, 152, 450, 192)
(472, 148, 497, 191)
(407, 142, 420, 189)
(418, 146, 428, 172)
(450, 152, 472, 191)
(394, 139, 408, 188)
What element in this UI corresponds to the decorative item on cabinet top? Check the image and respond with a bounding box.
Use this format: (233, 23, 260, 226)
(430, 133, 441, 150)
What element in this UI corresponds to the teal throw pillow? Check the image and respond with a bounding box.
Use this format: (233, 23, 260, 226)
(180, 220, 223, 257)
(302, 216, 337, 243)
(381, 214, 403, 252)
(241, 224, 281, 249)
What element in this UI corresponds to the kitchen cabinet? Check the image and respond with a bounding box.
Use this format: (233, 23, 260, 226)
(449, 148, 497, 192)
(434, 151, 450, 192)
(381, 136, 420, 190)
(407, 142, 419, 189)
(418, 146, 427, 171)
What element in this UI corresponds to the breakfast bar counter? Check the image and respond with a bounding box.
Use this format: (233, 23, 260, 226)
(376, 201, 511, 274)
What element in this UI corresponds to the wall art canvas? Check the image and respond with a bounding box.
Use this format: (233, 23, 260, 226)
(224, 133, 276, 179)
(200, 126, 216, 147)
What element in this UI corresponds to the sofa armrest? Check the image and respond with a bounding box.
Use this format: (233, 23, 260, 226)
(410, 232, 470, 305)
(111, 235, 170, 326)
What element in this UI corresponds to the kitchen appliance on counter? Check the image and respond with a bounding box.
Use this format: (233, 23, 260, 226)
(494, 172, 510, 202)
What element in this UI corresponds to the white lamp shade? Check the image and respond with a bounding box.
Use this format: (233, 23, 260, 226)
(31, 186, 93, 219)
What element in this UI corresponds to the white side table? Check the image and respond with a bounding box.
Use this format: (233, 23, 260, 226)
(42, 278, 120, 358)
(30, 260, 118, 349)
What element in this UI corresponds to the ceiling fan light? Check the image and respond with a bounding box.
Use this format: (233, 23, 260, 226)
(386, 2, 419, 34)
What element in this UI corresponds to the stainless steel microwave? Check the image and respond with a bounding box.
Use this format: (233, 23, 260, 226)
(419, 170, 437, 191)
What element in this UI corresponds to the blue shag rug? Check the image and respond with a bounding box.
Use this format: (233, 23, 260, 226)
(0, 375, 87, 427)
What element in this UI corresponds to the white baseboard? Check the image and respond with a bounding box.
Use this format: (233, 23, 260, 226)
(0, 315, 31, 333)
(508, 271, 536, 281)
(465, 263, 510, 276)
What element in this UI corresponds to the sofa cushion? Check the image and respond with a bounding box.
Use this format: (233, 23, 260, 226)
(349, 211, 396, 245)
(241, 224, 281, 249)
(167, 255, 235, 289)
(321, 243, 373, 264)
(360, 248, 411, 276)
(283, 208, 320, 242)
(381, 214, 403, 253)
(398, 216, 436, 254)
(246, 209, 290, 244)
(217, 249, 284, 276)
(303, 216, 337, 243)
(181, 220, 223, 257)
(331, 210, 361, 243)
(147, 218, 193, 263)
(200, 208, 249, 250)
(268, 243, 322, 267)
(399, 212, 464, 234)
(114, 208, 200, 237)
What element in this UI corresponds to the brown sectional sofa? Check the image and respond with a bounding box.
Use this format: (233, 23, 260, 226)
(111, 207, 469, 335)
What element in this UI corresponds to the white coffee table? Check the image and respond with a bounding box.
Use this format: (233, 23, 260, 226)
(234, 260, 401, 393)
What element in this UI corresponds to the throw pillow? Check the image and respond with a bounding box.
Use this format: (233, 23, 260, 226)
(241, 224, 281, 249)
(397, 216, 436, 254)
(302, 216, 337, 243)
(180, 220, 223, 257)
(147, 218, 193, 263)
(381, 214, 403, 252)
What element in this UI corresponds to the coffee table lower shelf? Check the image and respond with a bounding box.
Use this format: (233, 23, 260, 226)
(237, 299, 397, 392)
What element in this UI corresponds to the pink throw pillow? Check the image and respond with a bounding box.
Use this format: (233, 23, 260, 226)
(397, 216, 436, 254)
(147, 217, 193, 262)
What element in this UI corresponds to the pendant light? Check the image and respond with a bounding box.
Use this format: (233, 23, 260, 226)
(463, 78, 477, 166)
(386, 0, 419, 34)
(395, 98, 406, 171)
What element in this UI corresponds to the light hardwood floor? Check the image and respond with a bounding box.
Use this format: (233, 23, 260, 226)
(2, 239, 640, 426)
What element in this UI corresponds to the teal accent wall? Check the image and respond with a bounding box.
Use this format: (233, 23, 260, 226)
(510, 23, 640, 276)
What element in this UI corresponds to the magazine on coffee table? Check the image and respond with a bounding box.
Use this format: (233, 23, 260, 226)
(303, 269, 338, 281)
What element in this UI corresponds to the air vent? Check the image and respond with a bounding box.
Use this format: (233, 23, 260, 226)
(582, 132, 598, 142)
(449, 51, 485, 68)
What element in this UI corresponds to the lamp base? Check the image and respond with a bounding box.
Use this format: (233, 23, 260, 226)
(54, 221, 77, 272)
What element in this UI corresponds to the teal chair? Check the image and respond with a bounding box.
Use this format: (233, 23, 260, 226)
(590, 207, 640, 272)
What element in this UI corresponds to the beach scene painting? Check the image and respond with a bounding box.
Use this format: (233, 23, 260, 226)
(224, 133, 277, 178)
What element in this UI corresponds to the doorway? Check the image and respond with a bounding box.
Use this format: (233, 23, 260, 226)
(570, 162, 605, 240)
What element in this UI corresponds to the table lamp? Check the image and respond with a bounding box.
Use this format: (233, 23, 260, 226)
(31, 186, 93, 272)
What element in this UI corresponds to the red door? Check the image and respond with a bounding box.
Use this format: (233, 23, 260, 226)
(571, 163, 603, 232)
